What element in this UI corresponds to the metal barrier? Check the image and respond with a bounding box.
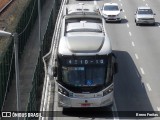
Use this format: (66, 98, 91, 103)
(25, 0, 62, 120)
(38, 0, 67, 119)
(0, 0, 45, 112)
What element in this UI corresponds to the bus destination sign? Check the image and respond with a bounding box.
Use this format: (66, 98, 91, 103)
(65, 59, 106, 65)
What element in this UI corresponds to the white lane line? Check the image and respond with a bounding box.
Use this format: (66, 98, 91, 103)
(140, 67, 145, 75)
(127, 24, 129, 28)
(112, 99, 119, 120)
(146, 83, 152, 91)
(146, 4, 148, 6)
(94, 0, 97, 5)
(129, 32, 132, 36)
(124, 15, 127, 19)
(135, 53, 139, 59)
(120, 3, 123, 6)
(123, 9, 125, 12)
(157, 107, 160, 111)
(132, 41, 135, 46)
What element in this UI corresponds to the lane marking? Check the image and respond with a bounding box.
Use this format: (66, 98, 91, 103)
(124, 15, 127, 19)
(140, 67, 145, 75)
(119, 0, 121, 1)
(146, 83, 152, 91)
(129, 32, 132, 36)
(132, 41, 135, 46)
(135, 53, 139, 59)
(94, 0, 97, 5)
(112, 99, 119, 120)
(127, 24, 129, 28)
(143, 0, 145, 1)
(146, 4, 148, 6)
(120, 3, 123, 6)
(157, 107, 160, 111)
(123, 9, 125, 12)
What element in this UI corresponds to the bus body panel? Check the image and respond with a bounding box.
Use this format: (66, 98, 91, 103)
(58, 92, 113, 107)
(57, 82, 114, 108)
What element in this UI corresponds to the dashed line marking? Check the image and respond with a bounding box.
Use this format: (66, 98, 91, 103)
(146, 4, 148, 6)
(124, 15, 127, 19)
(132, 41, 135, 46)
(129, 32, 132, 36)
(120, 3, 123, 6)
(123, 10, 125, 12)
(157, 107, 160, 111)
(135, 53, 139, 59)
(140, 67, 145, 75)
(94, 0, 97, 5)
(146, 83, 152, 91)
(127, 24, 129, 28)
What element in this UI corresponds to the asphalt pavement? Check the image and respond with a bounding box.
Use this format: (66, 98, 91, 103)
(52, 0, 160, 120)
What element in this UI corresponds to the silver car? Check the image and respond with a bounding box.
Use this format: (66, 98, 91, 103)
(135, 6, 156, 26)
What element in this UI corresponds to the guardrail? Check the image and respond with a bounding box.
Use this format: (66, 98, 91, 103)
(25, 1, 59, 120)
(39, 0, 67, 119)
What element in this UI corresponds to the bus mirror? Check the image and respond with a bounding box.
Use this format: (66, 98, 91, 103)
(53, 67, 57, 77)
(114, 63, 118, 74)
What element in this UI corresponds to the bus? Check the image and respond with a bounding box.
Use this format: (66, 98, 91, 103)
(63, 3, 100, 16)
(53, 14, 118, 108)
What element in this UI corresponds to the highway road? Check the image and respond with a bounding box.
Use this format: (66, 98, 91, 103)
(52, 0, 160, 119)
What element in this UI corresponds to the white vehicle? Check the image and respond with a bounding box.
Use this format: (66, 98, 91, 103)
(135, 6, 156, 26)
(53, 14, 118, 108)
(63, 3, 100, 15)
(101, 3, 122, 22)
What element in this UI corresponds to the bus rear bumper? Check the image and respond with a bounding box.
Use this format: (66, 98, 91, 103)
(58, 92, 113, 108)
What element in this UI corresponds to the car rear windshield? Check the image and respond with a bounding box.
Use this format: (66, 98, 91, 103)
(138, 9, 153, 14)
(104, 5, 118, 11)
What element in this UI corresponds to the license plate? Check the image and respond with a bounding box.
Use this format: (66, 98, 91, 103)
(81, 103, 91, 107)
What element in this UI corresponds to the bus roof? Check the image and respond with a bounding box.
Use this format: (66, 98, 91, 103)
(66, 22, 102, 32)
(58, 13, 111, 56)
(64, 3, 100, 15)
(64, 14, 103, 20)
